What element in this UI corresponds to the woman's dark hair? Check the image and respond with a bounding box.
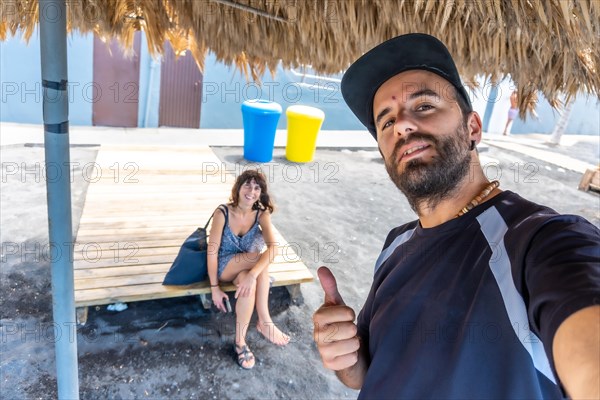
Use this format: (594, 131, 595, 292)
(229, 169, 274, 213)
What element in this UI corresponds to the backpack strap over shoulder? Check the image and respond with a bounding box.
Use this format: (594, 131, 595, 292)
(217, 204, 229, 223)
(203, 204, 228, 230)
(254, 209, 261, 224)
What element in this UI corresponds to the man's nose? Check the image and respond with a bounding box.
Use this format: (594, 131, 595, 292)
(393, 114, 417, 137)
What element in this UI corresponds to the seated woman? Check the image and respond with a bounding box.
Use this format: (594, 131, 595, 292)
(207, 169, 290, 370)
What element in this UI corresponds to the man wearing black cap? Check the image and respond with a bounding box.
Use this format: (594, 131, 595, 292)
(313, 33, 599, 399)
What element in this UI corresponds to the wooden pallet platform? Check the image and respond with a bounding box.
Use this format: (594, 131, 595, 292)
(73, 145, 313, 323)
(578, 165, 600, 193)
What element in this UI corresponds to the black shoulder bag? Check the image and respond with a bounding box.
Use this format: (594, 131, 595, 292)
(162, 205, 226, 286)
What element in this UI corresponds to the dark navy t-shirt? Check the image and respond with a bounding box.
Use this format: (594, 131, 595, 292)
(357, 191, 600, 399)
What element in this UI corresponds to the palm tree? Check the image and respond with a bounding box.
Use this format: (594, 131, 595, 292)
(548, 97, 574, 145)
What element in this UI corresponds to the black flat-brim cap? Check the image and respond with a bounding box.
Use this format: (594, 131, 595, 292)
(341, 33, 472, 139)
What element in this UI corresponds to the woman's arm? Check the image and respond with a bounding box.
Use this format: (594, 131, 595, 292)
(207, 208, 228, 312)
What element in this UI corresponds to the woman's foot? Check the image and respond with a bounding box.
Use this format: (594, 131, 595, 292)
(256, 321, 290, 346)
(235, 343, 255, 370)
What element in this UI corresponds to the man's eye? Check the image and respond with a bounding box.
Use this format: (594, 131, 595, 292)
(416, 104, 434, 111)
(382, 119, 394, 130)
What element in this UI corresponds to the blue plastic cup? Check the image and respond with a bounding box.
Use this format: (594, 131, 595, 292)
(241, 100, 282, 163)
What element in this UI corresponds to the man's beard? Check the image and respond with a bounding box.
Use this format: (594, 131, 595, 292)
(384, 128, 472, 213)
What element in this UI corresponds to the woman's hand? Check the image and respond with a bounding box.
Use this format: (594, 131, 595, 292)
(235, 272, 257, 299)
(211, 287, 229, 313)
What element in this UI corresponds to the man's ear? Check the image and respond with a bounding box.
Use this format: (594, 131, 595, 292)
(467, 112, 483, 145)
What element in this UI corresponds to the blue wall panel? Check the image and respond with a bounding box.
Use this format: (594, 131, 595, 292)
(1, 29, 93, 125)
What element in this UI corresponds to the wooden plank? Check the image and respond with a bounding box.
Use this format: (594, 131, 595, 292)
(93, 151, 223, 165)
(74, 263, 310, 290)
(268, 270, 314, 286)
(73, 245, 179, 261)
(74, 238, 188, 252)
(78, 212, 214, 222)
(86, 178, 232, 186)
(86, 175, 232, 185)
(73, 242, 292, 261)
(74, 250, 301, 270)
(72, 242, 297, 261)
(91, 154, 223, 166)
(75, 272, 169, 290)
(74, 263, 172, 278)
(582, 166, 600, 193)
(91, 168, 230, 175)
(578, 168, 596, 191)
(80, 194, 227, 203)
(78, 208, 220, 219)
(84, 185, 232, 194)
(73, 230, 295, 252)
(73, 261, 308, 281)
(75, 225, 195, 238)
(73, 283, 198, 307)
(74, 256, 302, 279)
(96, 145, 219, 152)
(78, 212, 222, 221)
(84, 187, 231, 195)
(87, 182, 232, 190)
(97, 145, 218, 151)
(74, 232, 194, 242)
(80, 196, 228, 207)
(73, 250, 301, 269)
(81, 200, 227, 210)
(87, 180, 235, 190)
(76, 223, 289, 243)
(74, 268, 314, 306)
(81, 192, 230, 205)
(592, 170, 600, 187)
(80, 213, 217, 224)
(74, 224, 291, 242)
(78, 218, 217, 228)
(76, 219, 205, 230)
(77, 210, 219, 219)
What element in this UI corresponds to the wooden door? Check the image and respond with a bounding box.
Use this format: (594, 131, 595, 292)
(158, 43, 203, 128)
(92, 33, 141, 127)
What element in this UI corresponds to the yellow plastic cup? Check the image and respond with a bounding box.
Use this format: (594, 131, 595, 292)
(285, 105, 325, 163)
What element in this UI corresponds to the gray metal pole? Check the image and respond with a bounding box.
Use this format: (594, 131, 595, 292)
(38, 0, 80, 398)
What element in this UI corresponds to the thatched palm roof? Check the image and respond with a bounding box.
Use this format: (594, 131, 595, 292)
(2, 0, 599, 115)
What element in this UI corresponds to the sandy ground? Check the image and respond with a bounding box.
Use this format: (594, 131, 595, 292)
(1, 136, 599, 399)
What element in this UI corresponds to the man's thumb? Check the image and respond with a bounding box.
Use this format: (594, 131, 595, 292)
(318, 266, 345, 306)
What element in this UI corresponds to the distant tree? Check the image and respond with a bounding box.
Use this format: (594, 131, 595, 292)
(548, 97, 574, 145)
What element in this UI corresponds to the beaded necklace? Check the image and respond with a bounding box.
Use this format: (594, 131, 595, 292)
(456, 180, 500, 217)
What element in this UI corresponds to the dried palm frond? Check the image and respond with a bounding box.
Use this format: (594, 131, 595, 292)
(1, 0, 598, 116)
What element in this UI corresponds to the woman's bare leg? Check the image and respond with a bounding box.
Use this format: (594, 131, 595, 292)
(219, 252, 288, 348)
(219, 252, 261, 282)
(233, 270, 256, 368)
(503, 119, 513, 135)
(255, 268, 290, 346)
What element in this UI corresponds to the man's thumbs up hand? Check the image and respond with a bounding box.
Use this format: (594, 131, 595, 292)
(318, 266, 346, 306)
(313, 266, 361, 371)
